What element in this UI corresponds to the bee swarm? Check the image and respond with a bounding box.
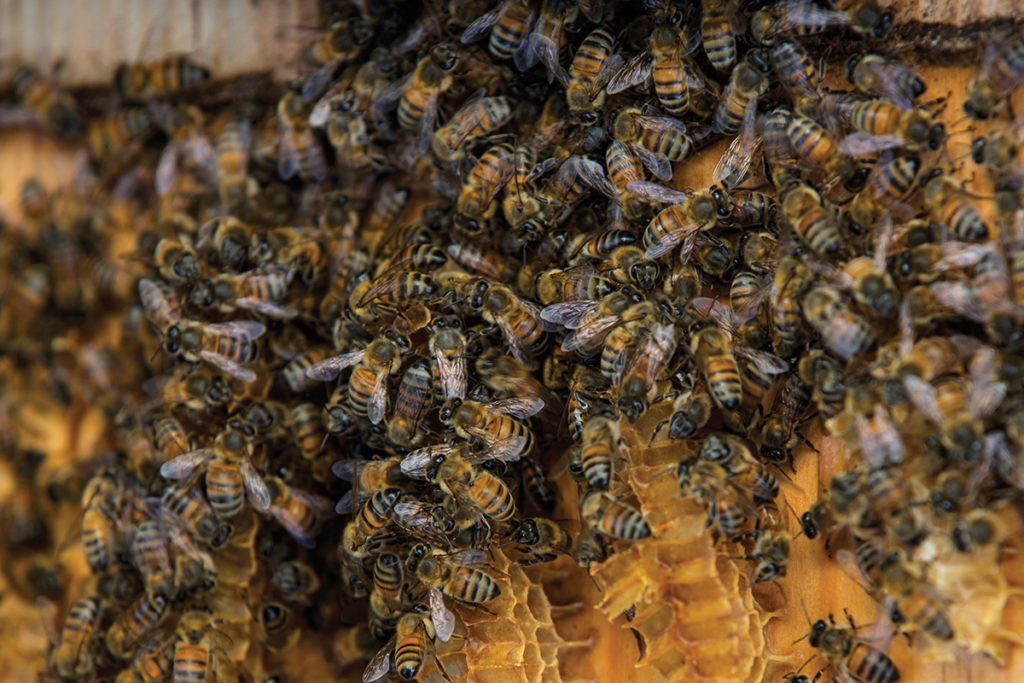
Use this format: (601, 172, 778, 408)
(2, 1, 1024, 682)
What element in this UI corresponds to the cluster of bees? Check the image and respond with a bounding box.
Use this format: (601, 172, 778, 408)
(3, 0, 1024, 681)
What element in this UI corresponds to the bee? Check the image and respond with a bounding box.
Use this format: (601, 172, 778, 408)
(612, 106, 699, 181)
(390, 53, 452, 148)
(784, 111, 859, 188)
(965, 34, 1024, 119)
(198, 216, 253, 270)
(373, 552, 406, 609)
(81, 469, 124, 572)
(604, 140, 648, 219)
(460, 0, 538, 68)
(750, 0, 891, 45)
(780, 181, 843, 258)
(630, 182, 727, 259)
(769, 40, 820, 113)
(115, 54, 210, 99)
(475, 348, 561, 411)
(847, 54, 926, 111)
(355, 270, 440, 316)
(801, 285, 876, 361)
(519, 457, 557, 514)
(355, 488, 403, 541)
(304, 17, 375, 70)
(130, 517, 173, 598)
(307, 333, 409, 424)
(160, 425, 271, 519)
(289, 402, 328, 461)
(506, 517, 571, 564)
(172, 319, 265, 382)
(87, 106, 155, 161)
(535, 265, 616, 307)
(806, 611, 900, 683)
(387, 358, 433, 448)
(565, 27, 622, 119)
(578, 414, 624, 489)
(951, 508, 1009, 553)
(214, 117, 252, 210)
(565, 364, 611, 442)
(678, 455, 752, 538)
(12, 65, 84, 139)
(457, 142, 516, 220)
(116, 637, 174, 683)
(418, 446, 518, 526)
(278, 122, 327, 183)
(649, 376, 714, 442)
(50, 596, 102, 678)
(171, 609, 233, 683)
(438, 396, 542, 461)
(688, 316, 743, 412)
(447, 242, 518, 283)
(849, 154, 921, 230)
(415, 547, 501, 604)
(333, 456, 406, 513)
(255, 601, 300, 652)
(265, 475, 332, 549)
(105, 592, 170, 659)
(921, 170, 991, 241)
(207, 268, 297, 320)
(701, 0, 739, 73)
(838, 99, 946, 156)
(432, 95, 515, 160)
(760, 372, 813, 463)
(745, 529, 791, 587)
(364, 605, 449, 682)
(616, 321, 678, 419)
(478, 282, 553, 365)
(713, 62, 769, 136)
(579, 490, 651, 540)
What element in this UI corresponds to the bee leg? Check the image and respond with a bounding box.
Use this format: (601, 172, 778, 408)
(647, 418, 670, 445)
(434, 653, 454, 683)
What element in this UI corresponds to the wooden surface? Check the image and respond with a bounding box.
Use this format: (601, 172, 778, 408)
(0, 0, 318, 88)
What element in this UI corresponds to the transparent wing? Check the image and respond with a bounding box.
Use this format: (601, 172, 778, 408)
(159, 448, 213, 480)
(307, 350, 366, 381)
(561, 156, 617, 199)
(362, 639, 394, 682)
(367, 368, 390, 426)
(606, 52, 653, 95)
(430, 587, 456, 642)
(233, 297, 299, 319)
(540, 300, 599, 329)
(626, 180, 693, 204)
(530, 33, 569, 86)
(838, 132, 905, 157)
(204, 320, 266, 341)
(629, 142, 673, 182)
(241, 460, 271, 512)
(198, 351, 257, 383)
(435, 350, 467, 401)
(488, 396, 544, 419)
(465, 425, 530, 462)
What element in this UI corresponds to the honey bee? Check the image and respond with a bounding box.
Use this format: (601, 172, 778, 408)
(805, 611, 900, 683)
(475, 348, 561, 411)
(461, 0, 538, 68)
(837, 99, 946, 156)
(688, 316, 743, 412)
(578, 413, 624, 489)
(604, 140, 648, 219)
(333, 456, 406, 513)
(849, 154, 921, 230)
(612, 106, 699, 180)
(81, 468, 124, 572)
(745, 528, 791, 588)
(255, 601, 300, 652)
(169, 318, 265, 382)
(506, 517, 572, 564)
(12, 65, 84, 139)
(158, 482, 233, 548)
(171, 609, 233, 683)
(802, 285, 876, 361)
(130, 516, 173, 598)
(713, 62, 769, 136)
(477, 282, 554, 365)
(438, 396, 541, 461)
(678, 455, 753, 538)
(373, 552, 406, 610)
(565, 27, 622, 119)
(115, 54, 211, 99)
(51, 596, 102, 678)
(265, 475, 332, 549)
(780, 181, 843, 258)
(649, 376, 714, 442)
(750, 0, 891, 45)
(629, 181, 727, 259)
(214, 117, 252, 210)
(920, 170, 991, 242)
(432, 95, 515, 160)
(116, 637, 174, 683)
(616, 321, 677, 419)
(784, 111, 860, 188)
(579, 490, 651, 540)
(207, 268, 298, 319)
(965, 34, 1024, 119)
(416, 547, 501, 604)
(160, 425, 271, 519)
(87, 106, 155, 161)
(847, 54, 926, 111)
(769, 40, 819, 112)
(307, 333, 410, 424)
(288, 401, 328, 461)
(760, 372, 812, 463)
(354, 488, 403, 542)
(565, 364, 611, 442)
(278, 122, 328, 183)
(457, 141, 515, 220)
(106, 592, 170, 659)
(364, 605, 449, 682)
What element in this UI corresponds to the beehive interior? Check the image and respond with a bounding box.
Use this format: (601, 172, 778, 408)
(2, 2, 1024, 682)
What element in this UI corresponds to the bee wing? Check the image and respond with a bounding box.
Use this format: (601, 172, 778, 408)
(863, 61, 918, 111)
(835, 547, 874, 589)
(271, 505, 318, 550)
(593, 53, 625, 94)
(372, 72, 413, 113)
(204, 320, 266, 341)
(155, 142, 180, 196)
(577, 0, 604, 23)
(159, 448, 214, 480)
(331, 459, 363, 482)
(512, 11, 540, 72)
(856, 411, 904, 468)
(518, 296, 559, 332)
(394, 501, 449, 546)
(308, 96, 333, 129)
(139, 278, 181, 326)
(606, 51, 653, 95)
(435, 349, 467, 401)
(626, 180, 692, 204)
(233, 297, 299, 319)
(561, 315, 621, 352)
(931, 281, 987, 323)
(970, 377, 1007, 421)
(198, 350, 257, 383)
(460, 4, 502, 43)
(429, 587, 456, 642)
(734, 348, 789, 375)
(241, 461, 271, 512)
(629, 142, 673, 182)
(540, 300, 599, 329)
(935, 242, 994, 271)
(560, 156, 617, 199)
(362, 638, 394, 682)
(415, 89, 441, 156)
(488, 396, 544, 419)
(777, 0, 850, 32)
(465, 425, 530, 462)
(644, 220, 703, 261)
(903, 375, 946, 425)
(446, 548, 489, 566)
(529, 33, 570, 87)
(367, 368, 390, 426)
(713, 97, 762, 189)
(307, 350, 366, 381)
(278, 125, 299, 180)
(400, 448, 441, 479)
(838, 132, 905, 157)
(301, 59, 340, 102)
